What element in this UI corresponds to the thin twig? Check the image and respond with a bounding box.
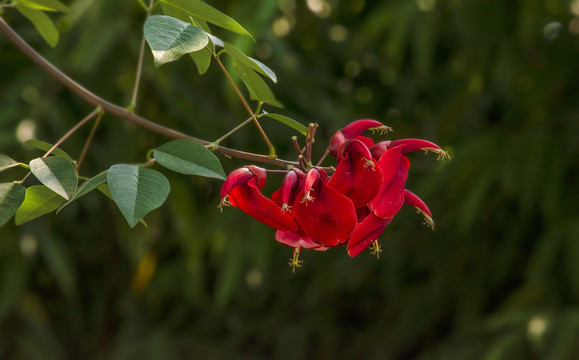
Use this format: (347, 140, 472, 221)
(43, 107, 101, 158)
(76, 108, 104, 171)
(214, 116, 253, 145)
(128, 0, 155, 112)
(210, 51, 276, 157)
(0, 17, 297, 169)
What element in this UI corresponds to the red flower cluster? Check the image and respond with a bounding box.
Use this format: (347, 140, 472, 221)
(220, 120, 448, 268)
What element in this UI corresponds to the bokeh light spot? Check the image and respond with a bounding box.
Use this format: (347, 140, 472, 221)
(16, 119, 36, 143)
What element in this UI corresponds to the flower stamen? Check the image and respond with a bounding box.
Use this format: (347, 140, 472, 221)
(300, 191, 315, 205)
(289, 247, 303, 272)
(421, 147, 451, 160)
(370, 125, 393, 135)
(369, 240, 382, 258)
(415, 207, 435, 230)
(363, 157, 376, 170)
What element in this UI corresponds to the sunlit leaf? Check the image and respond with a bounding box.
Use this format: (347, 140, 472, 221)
(233, 61, 282, 108)
(224, 43, 276, 83)
(15, 5, 59, 47)
(107, 164, 170, 228)
(15, 0, 69, 12)
(57, 170, 108, 213)
(23, 139, 75, 163)
(0, 155, 20, 172)
(15, 185, 65, 225)
(153, 140, 225, 180)
(29, 157, 78, 200)
(0, 183, 26, 228)
(161, 0, 253, 40)
(144, 15, 209, 67)
(261, 111, 307, 135)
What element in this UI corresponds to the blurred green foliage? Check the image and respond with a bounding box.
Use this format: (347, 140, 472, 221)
(1, 0, 578, 359)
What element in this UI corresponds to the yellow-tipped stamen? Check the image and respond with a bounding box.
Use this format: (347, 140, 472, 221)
(289, 247, 303, 272)
(300, 191, 315, 205)
(370, 125, 393, 135)
(363, 157, 376, 170)
(369, 240, 382, 258)
(415, 207, 435, 230)
(218, 196, 232, 212)
(281, 203, 293, 213)
(421, 147, 451, 160)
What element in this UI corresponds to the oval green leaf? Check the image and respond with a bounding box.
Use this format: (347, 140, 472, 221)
(15, 185, 65, 225)
(30, 157, 78, 200)
(153, 140, 225, 180)
(162, 0, 254, 40)
(233, 61, 282, 108)
(15, 5, 59, 47)
(107, 165, 170, 228)
(224, 43, 277, 83)
(144, 15, 209, 67)
(261, 112, 308, 136)
(0, 183, 26, 228)
(0, 154, 20, 172)
(24, 139, 75, 163)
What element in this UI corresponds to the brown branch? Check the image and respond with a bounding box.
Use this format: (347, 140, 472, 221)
(0, 16, 297, 169)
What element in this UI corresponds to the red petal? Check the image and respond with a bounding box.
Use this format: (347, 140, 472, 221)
(341, 119, 385, 139)
(294, 169, 357, 247)
(228, 177, 298, 232)
(369, 141, 392, 160)
(271, 169, 303, 211)
(328, 140, 382, 208)
(404, 189, 435, 229)
(220, 167, 254, 199)
(275, 230, 327, 250)
(246, 165, 267, 189)
(328, 131, 346, 157)
(347, 213, 392, 257)
(403, 189, 432, 217)
(369, 146, 410, 219)
(389, 138, 441, 154)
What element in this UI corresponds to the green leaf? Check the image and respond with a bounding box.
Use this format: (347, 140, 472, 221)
(159, 5, 213, 73)
(189, 48, 212, 74)
(15, 5, 59, 47)
(0, 155, 20, 172)
(15, 0, 70, 12)
(233, 61, 283, 108)
(0, 183, 26, 228)
(24, 139, 75, 163)
(57, 170, 107, 213)
(161, 3, 211, 33)
(153, 140, 225, 180)
(224, 43, 277, 83)
(15, 185, 65, 225)
(107, 165, 170, 228)
(261, 112, 308, 135)
(162, 0, 254, 40)
(144, 15, 209, 67)
(29, 157, 78, 201)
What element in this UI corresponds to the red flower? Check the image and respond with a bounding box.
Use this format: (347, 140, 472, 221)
(293, 168, 357, 247)
(219, 119, 448, 267)
(271, 169, 328, 250)
(221, 166, 297, 233)
(328, 139, 382, 209)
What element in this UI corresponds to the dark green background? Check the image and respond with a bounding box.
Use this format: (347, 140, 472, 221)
(1, 0, 578, 359)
